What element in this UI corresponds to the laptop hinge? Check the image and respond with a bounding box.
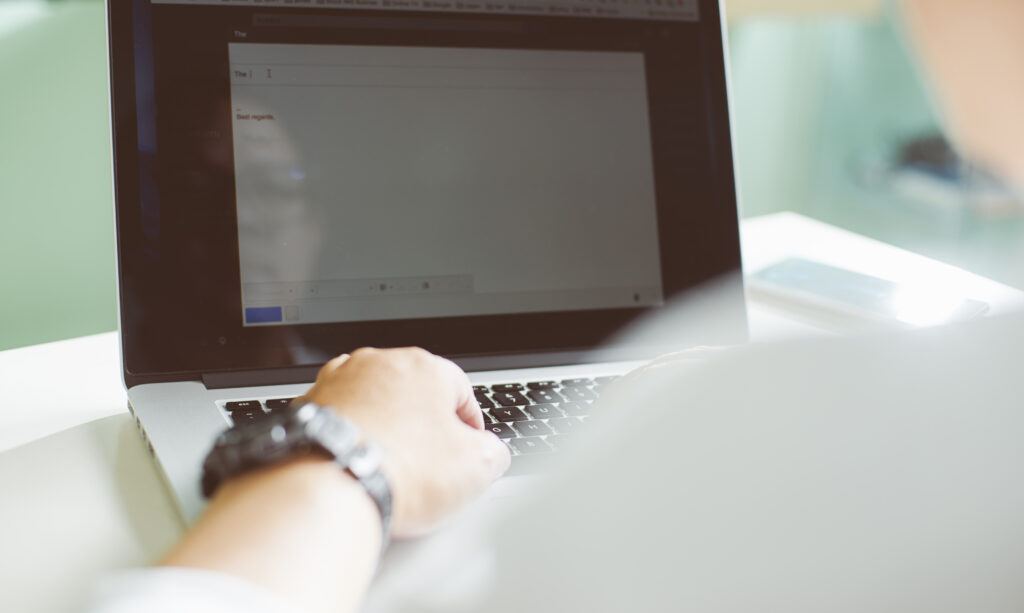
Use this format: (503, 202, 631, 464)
(202, 366, 319, 390)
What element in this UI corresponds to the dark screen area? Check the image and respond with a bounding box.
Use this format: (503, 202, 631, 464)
(108, 0, 744, 386)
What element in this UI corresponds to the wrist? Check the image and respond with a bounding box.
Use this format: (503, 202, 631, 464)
(202, 403, 393, 547)
(167, 456, 382, 613)
(219, 456, 382, 548)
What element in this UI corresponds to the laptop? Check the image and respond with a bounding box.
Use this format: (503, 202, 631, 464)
(107, 0, 748, 523)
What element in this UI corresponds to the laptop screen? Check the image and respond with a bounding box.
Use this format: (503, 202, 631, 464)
(110, 0, 745, 383)
(231, 42, 664, 326)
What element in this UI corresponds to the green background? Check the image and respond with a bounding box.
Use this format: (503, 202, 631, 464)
(1, 0, 1021, 351)
(1, 1, 116, 350)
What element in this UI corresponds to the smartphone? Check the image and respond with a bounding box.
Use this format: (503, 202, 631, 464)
(749, 258, 989, 327)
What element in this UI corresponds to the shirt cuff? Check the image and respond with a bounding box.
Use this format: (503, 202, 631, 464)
(86, 567, 302, 613)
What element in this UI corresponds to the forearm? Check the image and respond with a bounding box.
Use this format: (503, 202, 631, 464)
(153, 348, 507, 613)
(162, 458, 381, 613)
(901, 0, 1024, 189)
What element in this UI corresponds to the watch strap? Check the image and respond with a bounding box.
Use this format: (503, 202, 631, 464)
(201, 403, 393, 549)
(343, 441, 393, 547)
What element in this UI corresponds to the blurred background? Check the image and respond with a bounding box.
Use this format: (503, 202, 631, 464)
(1, 0, 1022, 351)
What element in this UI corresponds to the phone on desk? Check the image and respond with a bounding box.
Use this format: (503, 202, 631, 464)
(749, 258, 990, 327)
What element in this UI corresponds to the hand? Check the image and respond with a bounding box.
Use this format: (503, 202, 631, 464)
(296, 347, 511, 537)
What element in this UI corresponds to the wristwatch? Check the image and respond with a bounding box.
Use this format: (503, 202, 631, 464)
(201, 402, 393, 546)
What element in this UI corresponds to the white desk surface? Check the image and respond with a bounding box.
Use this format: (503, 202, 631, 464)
(2, 213, 1021, 613)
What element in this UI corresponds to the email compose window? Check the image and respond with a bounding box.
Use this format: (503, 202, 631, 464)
(229, 43, 664, 326)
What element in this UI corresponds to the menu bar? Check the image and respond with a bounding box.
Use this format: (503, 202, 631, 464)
(152, 0, 700, 23)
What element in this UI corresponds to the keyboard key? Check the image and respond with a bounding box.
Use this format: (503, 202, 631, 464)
(231, 409, 266, 425)
(516, 420, 553, 437)
(549, 417, 583, 434)
(527, 389, 564, 405)
(487, 422, 517, 439)
(474, 392, 496, 410)
(265, 398, 295, 411)
(473, 386, 490, 393)
(491, 383, 524, 392)
(490, 407, 529, 422)
(526, 380, 559, 390)
(492, 391, 529, 407)
(560, 387, 597, 403)
(225, 400, 261, 413)
(525, 403, 560, 420)
(561, 378, 593, 387)
(482, 411, 495, 424)
(559, 402, 588, 416)
(510, 437, 552, 455)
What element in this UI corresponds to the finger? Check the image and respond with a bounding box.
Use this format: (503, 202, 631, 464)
(433, 355, 484, 430)
(293, 354, 352, 409)
(316, 353, 351, 384)
(461, 428, 513, 486)
(425, 429, 511, 526)
(458, 395, 485, 431)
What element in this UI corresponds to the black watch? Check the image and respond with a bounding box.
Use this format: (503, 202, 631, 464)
(201, 403, 393, 546)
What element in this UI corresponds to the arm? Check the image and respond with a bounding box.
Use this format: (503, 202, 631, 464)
(901, 0, 1024, 189)
(162, 348, 511, 613)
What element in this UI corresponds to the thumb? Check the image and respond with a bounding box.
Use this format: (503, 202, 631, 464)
(473, 428, 512, 483)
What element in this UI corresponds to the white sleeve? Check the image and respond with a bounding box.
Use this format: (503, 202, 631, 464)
(85, 567, 302, 613)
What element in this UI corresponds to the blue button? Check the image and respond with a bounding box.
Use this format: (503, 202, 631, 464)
(245, 306, 283, 324)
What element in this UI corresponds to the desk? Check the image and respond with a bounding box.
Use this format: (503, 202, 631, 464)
(2, 213, 1021, 613)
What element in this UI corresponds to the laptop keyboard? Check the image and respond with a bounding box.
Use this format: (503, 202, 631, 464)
(220, 376, 619, 476)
